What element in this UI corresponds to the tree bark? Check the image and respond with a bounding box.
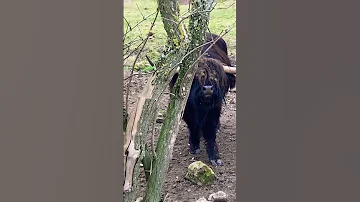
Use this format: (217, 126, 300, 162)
(144, 0, 212, 201)
(157, 0, 186, 47)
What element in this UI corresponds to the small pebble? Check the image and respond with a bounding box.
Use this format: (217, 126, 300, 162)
(208, 191, 227, 202)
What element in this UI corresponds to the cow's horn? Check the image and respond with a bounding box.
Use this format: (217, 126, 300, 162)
(223, 65, 236, 74)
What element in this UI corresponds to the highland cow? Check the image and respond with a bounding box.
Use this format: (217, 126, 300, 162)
(169, 33, 236, 166)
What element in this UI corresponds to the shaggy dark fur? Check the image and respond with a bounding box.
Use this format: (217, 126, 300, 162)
(169, 33, 236, 166)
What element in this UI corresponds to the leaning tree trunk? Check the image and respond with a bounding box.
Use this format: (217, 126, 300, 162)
(123, 0, 213, 201)
(144, 0, 213, 201)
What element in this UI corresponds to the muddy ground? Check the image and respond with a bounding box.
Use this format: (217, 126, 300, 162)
(124, 56, 236, 201)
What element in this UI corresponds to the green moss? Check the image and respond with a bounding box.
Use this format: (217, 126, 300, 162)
(173, 38, 179, 47)
(185, 161, 216, 185)
(147, 48, 161, 59)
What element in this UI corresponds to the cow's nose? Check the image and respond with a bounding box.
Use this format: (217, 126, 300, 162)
(203, 85, 213, 96)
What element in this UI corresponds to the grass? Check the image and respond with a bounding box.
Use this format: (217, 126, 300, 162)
(123, 0, 236, 70)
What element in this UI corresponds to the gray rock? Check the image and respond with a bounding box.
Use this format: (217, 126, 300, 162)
(208, 191, 227, 202)
(185, 161, 216, 186)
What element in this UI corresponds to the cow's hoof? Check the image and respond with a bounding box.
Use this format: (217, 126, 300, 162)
(209, 159, 223, 166)
(190, 148, 201, 154)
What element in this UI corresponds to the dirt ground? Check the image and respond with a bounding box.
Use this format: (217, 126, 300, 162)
(124, 56, 236, 201)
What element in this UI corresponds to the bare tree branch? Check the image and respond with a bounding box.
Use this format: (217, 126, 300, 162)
(216, 1, 236, 9)
(124, 17, 131, 34)
(125, 9, 159, 120)
(124, 11, 158, 38)
(136, 3, 146, 19)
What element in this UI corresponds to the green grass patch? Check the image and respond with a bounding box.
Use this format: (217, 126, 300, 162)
(123, 0, 236, 71)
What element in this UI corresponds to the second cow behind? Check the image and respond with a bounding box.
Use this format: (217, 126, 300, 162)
(169, 32, 236, 166)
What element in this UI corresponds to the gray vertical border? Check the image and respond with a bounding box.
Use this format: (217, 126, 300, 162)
(236, 0, 247, 201)
(237, 0, 360, 202)
(0, 0, 123, 201)
(120, 0, 125, 200)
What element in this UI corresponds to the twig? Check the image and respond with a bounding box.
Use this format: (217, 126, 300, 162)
(177, 2, 218, 26)
(215, 2, 236, 10)
(136, 3, 146, 19)
(184, 21, 236, 76)
(151, 111, 157, 159)
(124, 38, 145, 58)
(124, 72, 153, 81)
(163, 193, 169, 202)
(124, 38, 147, 61)
(123, 37, 143, 50)
(125, 9, 159, 118)
(160, 30, 231, 75)
(136, 23, 145, 41)
(124, 17, 131, 35)
(124, 11, 158, 38)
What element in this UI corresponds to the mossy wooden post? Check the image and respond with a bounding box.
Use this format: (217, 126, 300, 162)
(145, 0, 212, 201)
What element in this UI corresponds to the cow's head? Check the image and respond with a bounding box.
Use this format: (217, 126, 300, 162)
(169, 59, 236, 108)
(188, 58, 231, 109)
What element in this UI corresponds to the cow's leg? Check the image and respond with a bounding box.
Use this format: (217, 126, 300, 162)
(190, 127, 201, 155)
(183, 106, 201, 155)
(185, 121, 201, 154)
(203, 107, 222, 166)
